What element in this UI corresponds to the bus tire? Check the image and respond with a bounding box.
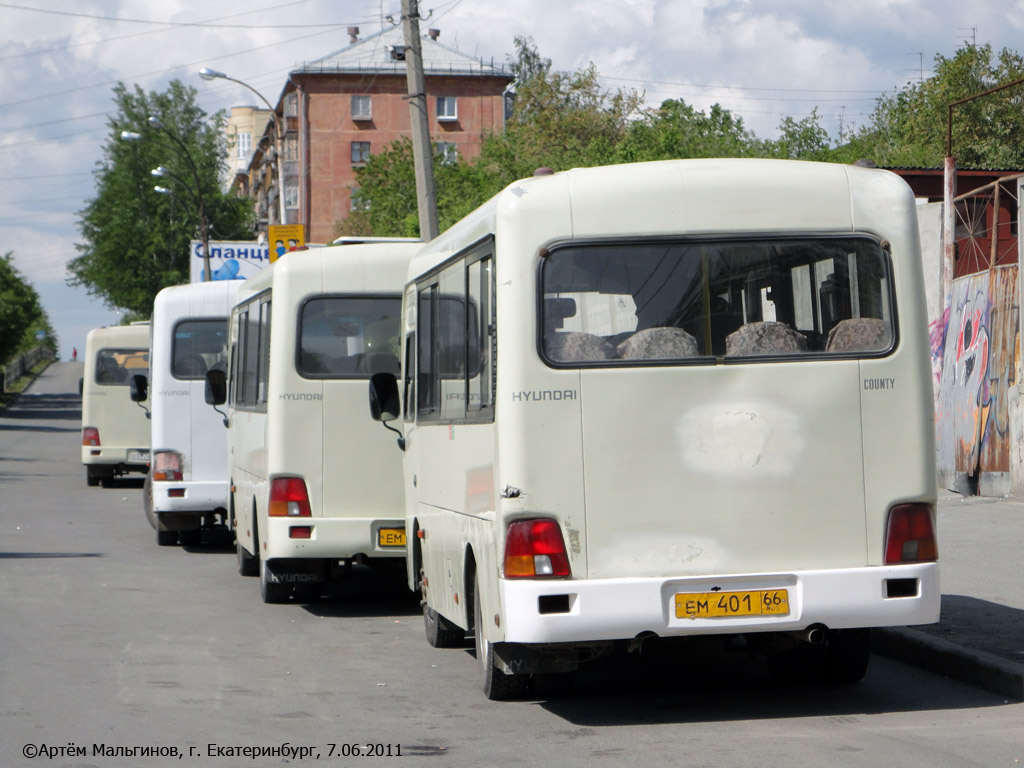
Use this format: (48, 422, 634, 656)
(179, 529, 201, 547)
(156, 529, 177, 546)
(473, 573, 528, 700)
(424, 605, 465, 648)
(259, 557, 291, 604)
(237, 538, 258, 577)
(86, 468, 100, 487)
(142, 474, 157, 530)
(819, 629, 871, 684)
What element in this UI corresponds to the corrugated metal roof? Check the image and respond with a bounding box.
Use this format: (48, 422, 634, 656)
(292, 26, 511, 79)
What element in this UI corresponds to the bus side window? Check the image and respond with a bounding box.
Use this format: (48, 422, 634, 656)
(403, 333, 415, 422)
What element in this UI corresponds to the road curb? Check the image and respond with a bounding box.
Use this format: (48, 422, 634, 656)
(874, 626, 1024, 701)
(0, 360, 53, 413)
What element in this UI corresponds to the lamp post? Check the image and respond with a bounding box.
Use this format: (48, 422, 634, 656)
(199, 67, 288, 228)
(152, 166, 212, 282)
(122, 119, 213, 282)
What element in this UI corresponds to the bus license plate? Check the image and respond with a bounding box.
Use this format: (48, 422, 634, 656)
(128, 449, 149, 463)
(378, 528, 406, 548)
(675, 589, 789, 619)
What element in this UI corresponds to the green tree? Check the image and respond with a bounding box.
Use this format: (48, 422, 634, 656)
(70, 80, 253, 316)
(614, 99, 758, 163)
(0, 252, 57, 364)
(850, 44, 1024, 167)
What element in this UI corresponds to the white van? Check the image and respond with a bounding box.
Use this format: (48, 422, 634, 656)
(133, 280, 241, 546)
(369, 158, 939, 699)
(81, 323, 151, 487)
(210, 242, 420, 602)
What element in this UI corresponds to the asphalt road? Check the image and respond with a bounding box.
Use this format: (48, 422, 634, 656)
(1, 362, 1022, 768)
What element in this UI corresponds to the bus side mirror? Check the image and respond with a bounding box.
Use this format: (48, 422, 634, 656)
(369, 372, 400, 421)
(129, 374, 148, 402)
(369, 372, 405, 451)
(205, 369, 227, 406)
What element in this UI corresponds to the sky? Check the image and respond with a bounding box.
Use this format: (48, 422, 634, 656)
(2, 0, 1024, 359)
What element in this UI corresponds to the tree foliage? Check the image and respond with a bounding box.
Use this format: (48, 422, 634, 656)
(70, 80, 253, 316)
(0, 252, 57, 364)
(850, 44, 1024, 167)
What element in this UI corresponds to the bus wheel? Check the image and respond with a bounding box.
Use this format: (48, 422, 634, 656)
(424, 605, 465, 648)
(236, 539, 258, 577)
(819, 629, 871, 684)
(259, 558, 291, 604)
(473, 574, 528, 700)
(142, 475, 157, 530)
(179, 529, 201, 547)
(86, 468, 100, 487)
(156, 529, 177, 546)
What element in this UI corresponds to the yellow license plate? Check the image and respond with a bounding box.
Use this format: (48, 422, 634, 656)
(675, 589, 790, 619)
(378, 528, 406, 548)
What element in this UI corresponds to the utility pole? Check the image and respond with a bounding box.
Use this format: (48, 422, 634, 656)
(401, 0, 439, 241)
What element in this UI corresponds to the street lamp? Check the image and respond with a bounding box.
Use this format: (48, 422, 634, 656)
(121, 120, 213, 282)
(199, 67, 288, 227)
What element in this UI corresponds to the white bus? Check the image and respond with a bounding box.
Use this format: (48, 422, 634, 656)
(132, 280, 241, 546)
(369, 158, 939, 699)
(208, 242, 421, 602)
(81, 323, 151, 487)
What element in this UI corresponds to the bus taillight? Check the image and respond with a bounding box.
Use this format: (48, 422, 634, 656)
(504, 519, 571, 578)
(269, 477, 312, 517)
(884, 504, 938, 564)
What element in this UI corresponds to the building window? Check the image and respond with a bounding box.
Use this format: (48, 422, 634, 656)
(352, 95, 372, 120)
(236, 132, 252, 159)
(284, 136, 298, 161)
(437, 96, 457, 121)
(350, 187, 369, 211)
(284, 184, 299, 210)
(284, 93, 298, 118)
(351, 141, 371, 164)
(436, 142, 457, 165)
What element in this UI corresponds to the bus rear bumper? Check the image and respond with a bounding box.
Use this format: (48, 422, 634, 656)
(500, 563, 940, 644)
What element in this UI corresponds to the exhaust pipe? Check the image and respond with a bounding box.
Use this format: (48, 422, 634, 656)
(786, 627, 826, 645)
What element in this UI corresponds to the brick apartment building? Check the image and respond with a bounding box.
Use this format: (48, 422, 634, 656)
(234, 25, 512, 244)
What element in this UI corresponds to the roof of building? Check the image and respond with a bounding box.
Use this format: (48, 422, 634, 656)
(292, 25, 511, 79)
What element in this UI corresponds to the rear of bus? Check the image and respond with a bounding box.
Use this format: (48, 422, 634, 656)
(147, 281, 239, 544)
(492, 159, 937, 683)
(81, 324, 151, 487)
(260, 244, 419, 594)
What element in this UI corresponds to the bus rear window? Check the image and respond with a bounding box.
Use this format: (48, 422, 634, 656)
(297, 296, 401, 378)
(172, 319, 228, 380)
(540, 237, 893, 365)
(94, 348, 149, 385)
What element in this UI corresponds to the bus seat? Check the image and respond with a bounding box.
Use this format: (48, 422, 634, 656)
(617, 327, 699, 360)
(545, 332, 618, 362)
(826, 317, 891, 352)
(725, 321, 808, 356)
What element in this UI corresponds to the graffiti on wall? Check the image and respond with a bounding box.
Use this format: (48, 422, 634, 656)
(934, 266, 1020, 478)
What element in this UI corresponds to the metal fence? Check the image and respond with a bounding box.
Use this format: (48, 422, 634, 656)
(1, 345, 56, 393)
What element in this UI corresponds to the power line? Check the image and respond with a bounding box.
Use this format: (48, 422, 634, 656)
(0, 24, 350, 109)
(0, 0, 315, 62)
(0, 1, 358, 29)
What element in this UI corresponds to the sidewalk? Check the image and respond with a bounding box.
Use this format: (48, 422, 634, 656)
(874, 490, 1024, 700)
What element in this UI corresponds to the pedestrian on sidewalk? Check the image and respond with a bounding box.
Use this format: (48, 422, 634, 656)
(71, 347, 77, 362)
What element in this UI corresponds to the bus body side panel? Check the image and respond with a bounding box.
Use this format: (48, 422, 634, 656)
(263, 260, 324, 561)
(851, 173, 938, 564)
